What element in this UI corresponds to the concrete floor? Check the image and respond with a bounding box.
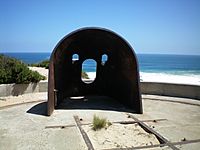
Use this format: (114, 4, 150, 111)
(0, 94, 200, 150)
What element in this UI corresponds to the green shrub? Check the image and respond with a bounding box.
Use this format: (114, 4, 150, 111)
(0, 55, 46, 84)
(92, 115, 108, 131)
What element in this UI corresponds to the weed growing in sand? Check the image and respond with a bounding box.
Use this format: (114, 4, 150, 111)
(92, 115, 112, 131)
(92, 115, 107, 130)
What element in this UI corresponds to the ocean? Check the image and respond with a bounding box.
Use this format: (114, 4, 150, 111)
(1, 53, 51, 64)
(1, 52, 200, 84)
(137, 54, 200, 75)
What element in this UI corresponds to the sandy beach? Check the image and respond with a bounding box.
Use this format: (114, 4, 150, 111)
(87, 72, 200, 85)
(28, 67, 200, 85)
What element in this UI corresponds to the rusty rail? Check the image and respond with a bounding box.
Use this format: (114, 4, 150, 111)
(127, 114, 179, 150)
(104, 138, 200, 150)
(45, 118, 167, 129)
(74, 115, 94, 150)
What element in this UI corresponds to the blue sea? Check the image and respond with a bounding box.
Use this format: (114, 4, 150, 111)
(137, 54, 200, 75)
(1, 52, 200, 76)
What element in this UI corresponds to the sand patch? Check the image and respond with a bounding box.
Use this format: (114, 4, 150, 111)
(83, 123, 160, 149)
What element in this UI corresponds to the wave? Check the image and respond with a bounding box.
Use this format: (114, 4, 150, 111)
(140, 72, 200, 85)
(86, 71, 200, 85)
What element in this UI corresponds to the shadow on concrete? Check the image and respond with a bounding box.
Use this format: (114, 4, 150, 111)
(11, 84, 29, 96)
(56, 95, 135, 113)
(26, 96, 136, 116)
(11, 83, 38, 96)
(26, 102, 47, 116)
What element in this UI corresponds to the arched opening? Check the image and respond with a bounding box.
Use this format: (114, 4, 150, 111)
(101, 54, 108, 65)
(81, 59, 97, 83)
(72, 54, 79, 63)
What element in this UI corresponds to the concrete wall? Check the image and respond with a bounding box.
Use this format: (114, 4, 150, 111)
(0, 81, 47, 97)
(140, 82, 200, 100)
(0, 81, 200, 100)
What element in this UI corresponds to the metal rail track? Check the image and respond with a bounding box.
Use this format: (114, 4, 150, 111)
(127, 114, 179, 150)
(45, 115, 200, 150)
(104, 139, 200, 150)
(45, 118, 167, 129)
(74, 115, 94, 150)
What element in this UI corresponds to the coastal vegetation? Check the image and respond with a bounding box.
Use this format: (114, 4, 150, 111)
(81, 71, 89, 79)
(0, 55, 45, 84)
(30, 59, 49, 69)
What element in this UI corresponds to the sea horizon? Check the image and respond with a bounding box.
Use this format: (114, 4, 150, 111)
(1, 51, 200, 56)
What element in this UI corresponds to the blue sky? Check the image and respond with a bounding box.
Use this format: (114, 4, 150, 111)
(0, 0, 200, 55)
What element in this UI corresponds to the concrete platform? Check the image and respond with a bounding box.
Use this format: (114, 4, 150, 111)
(0, 93, 200, 150)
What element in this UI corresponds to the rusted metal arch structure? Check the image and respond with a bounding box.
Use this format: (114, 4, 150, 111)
(47, 27, 142, 116)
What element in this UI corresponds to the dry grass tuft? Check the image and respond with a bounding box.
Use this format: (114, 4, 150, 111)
(92, 115, 108, 131)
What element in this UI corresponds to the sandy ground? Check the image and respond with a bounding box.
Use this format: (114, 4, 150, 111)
(83, 123, 159, 149)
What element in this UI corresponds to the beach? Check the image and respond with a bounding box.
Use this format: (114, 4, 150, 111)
(27, 67, 200, 85)
(87, 72, 200, 85)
